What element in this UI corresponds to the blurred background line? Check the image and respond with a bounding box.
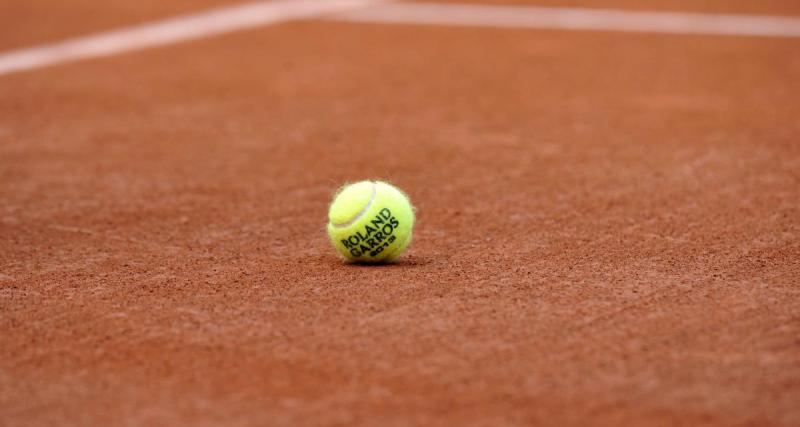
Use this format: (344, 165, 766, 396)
(0, 0, 384, 77)
(3, 1, 799, 78)
(332, 2, 800, 38)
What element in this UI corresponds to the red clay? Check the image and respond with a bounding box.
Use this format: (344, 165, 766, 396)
(1, 6, 799, 427)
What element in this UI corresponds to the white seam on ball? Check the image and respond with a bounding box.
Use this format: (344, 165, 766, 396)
(331, 181, 377, 228)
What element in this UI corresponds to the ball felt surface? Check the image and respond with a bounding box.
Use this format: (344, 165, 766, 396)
(327, 181, 414, 263)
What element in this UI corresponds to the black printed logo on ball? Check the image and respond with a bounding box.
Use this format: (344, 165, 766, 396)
(340, 208, 400, 258)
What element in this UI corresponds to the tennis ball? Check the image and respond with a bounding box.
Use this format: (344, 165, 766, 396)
(327, 180, 415, 263)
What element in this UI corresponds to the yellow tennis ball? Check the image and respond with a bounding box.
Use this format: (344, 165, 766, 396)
(327, 180, 415, 263)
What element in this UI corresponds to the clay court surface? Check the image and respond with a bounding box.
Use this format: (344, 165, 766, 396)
(1, 0, 799, 425)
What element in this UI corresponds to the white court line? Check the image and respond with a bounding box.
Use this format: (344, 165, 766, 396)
(0, 0, 382, 77)
(1, 1, 799, 77)
(332, 2, 800, 38)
